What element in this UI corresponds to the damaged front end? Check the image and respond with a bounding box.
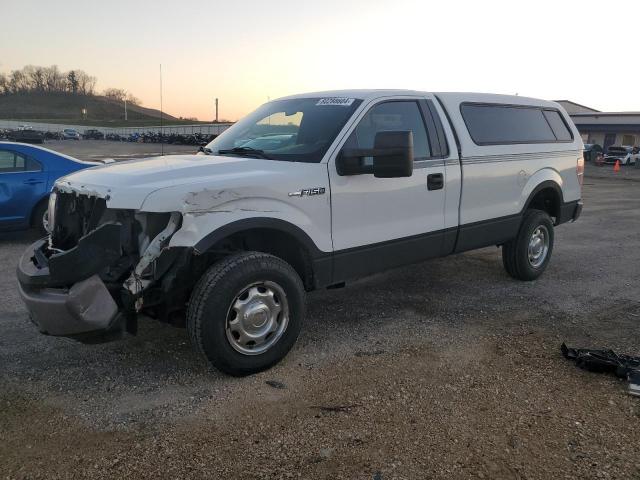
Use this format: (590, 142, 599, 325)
(17, 188, 185, 342)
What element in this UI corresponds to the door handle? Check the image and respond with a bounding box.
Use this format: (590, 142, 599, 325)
(427, 173, 444, 191)
(23, 179, 44, 185)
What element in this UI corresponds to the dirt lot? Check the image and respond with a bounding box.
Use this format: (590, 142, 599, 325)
(1, 164, 640, 479)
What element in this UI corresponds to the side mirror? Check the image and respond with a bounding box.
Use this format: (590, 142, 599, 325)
(337, 130, 414, 178)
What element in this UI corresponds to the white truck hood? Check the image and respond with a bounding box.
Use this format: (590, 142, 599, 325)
(55, 154, 292, 210)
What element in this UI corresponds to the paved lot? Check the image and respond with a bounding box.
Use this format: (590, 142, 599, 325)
(1, 168, 640, 479)
(42, 139, 200, 161)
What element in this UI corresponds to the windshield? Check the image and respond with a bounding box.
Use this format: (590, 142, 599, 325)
(205, 97, 363, 163)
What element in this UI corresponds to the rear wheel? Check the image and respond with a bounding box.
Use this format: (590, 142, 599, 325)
(187, 252, 305, 376)
(502, 209, 554, 281)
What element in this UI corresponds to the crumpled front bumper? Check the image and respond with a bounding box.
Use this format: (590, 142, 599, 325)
(17, 235, 123, 340)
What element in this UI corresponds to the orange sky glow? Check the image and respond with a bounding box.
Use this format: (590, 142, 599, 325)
(2, 0, 639, 122)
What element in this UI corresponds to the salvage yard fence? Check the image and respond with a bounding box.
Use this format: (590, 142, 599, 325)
(0, 119, 233, 136)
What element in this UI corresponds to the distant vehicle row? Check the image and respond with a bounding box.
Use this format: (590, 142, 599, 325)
(0, 128, 215, 146)
(583, 143, 638, 165)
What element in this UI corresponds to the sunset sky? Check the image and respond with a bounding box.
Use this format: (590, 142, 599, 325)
(2, 0, 639, 121)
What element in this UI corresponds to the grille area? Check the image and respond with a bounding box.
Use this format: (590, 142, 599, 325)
(50, 190, 109, 251)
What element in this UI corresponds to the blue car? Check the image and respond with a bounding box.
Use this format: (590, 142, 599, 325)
(0, 142, 96, 234)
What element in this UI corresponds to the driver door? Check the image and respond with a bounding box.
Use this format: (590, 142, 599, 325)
(328, 98, 447, 282)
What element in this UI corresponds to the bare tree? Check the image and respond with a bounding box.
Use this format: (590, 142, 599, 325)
(125, 93, 140, 105)
(76, 70, 96, 96)
(8, 70, 30, 93)
(43, 65, 65, 93)
(0, 64, 136, 101)
(103, 88, 127, 102)
(30, 66, 45, 91)
(0, 73, 7, 95)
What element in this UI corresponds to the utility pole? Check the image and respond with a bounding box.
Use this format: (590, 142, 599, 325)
(215, 98, 219, 123)
(124, 98, 128, 121)
(160, 64, 164, 156)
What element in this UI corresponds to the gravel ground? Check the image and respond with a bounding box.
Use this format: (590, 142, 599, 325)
(1, 169, 640, 479)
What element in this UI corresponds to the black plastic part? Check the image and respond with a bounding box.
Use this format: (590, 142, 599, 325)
(433, 95, 462, 159)
(372, 131, 414, 178)
(337, 131, 414, 178)
(557, 200, 582, 225)
(427, 173, 444, 190)
(454, 214, 522, 253)
(48, 222, 122, 286)
(331, 229, 445, 283)
(420, 100, 449, 158)
(562, 343, 640, 396)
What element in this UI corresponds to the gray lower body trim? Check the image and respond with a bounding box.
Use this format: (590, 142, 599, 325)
(18, 274, 120, 337)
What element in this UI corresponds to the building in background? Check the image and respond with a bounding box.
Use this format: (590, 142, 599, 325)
(555, 100, 640, 151)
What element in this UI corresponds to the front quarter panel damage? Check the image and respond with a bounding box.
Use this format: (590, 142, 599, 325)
(138, 162, 333, 254)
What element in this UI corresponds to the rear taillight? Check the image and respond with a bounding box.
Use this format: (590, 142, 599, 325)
(577, 157, 584, 187)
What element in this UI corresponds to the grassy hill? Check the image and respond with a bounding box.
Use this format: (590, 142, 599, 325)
(0, 93, 199, 125)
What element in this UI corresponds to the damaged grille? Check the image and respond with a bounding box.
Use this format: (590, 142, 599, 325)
(50, 190, 110, 251)
(42, 188, 176, 290)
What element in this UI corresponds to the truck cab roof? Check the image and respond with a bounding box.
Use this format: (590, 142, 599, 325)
(278, 89, 563, 110)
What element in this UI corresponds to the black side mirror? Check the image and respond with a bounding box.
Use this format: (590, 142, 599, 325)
(336, 130, 414, 178)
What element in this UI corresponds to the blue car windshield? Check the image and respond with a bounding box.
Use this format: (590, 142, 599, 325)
(205, 97, 362, 163)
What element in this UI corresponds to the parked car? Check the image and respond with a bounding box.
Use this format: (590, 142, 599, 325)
(83, 129, 105, 140)
(45, 131, 64, 140)
(7, 128, 45, 144)
(583, 143, 603, 162)
(604, 146, 637, 165)
(61, 128, 81, 140)
(17, 90, 583, 376)
(0, 142, 97, 234)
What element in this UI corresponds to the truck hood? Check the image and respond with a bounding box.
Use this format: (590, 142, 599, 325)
(55, 154, 295, 210)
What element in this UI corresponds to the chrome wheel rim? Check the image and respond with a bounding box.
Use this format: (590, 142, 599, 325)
(528, 225, 549, 268)
(225, 281, 289, 355)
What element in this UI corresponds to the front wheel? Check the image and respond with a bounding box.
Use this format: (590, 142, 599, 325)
(187, 252, 305, 376)
(502, 209, 554, 281)
(32, 201, 50, 236)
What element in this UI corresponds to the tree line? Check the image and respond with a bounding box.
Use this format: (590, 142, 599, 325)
(0, 65, 140, 105)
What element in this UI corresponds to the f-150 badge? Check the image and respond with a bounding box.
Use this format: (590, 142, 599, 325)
(288, 187, 326, 197)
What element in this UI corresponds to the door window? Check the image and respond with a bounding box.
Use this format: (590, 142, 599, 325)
(0, 150, 41, 173)
(345, 101, 431, 161)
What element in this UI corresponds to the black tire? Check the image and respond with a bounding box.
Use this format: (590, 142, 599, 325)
(32, 200, 49, 236)
(187, 251, 305, 376)
(502, 209, 554, 281)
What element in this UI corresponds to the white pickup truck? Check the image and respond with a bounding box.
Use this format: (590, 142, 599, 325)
(17, 90, 584, 375)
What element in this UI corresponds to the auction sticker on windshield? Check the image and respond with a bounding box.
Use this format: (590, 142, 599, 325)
(316, 97, 355, 106)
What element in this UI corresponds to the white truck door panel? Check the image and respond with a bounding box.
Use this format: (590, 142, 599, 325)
(327, 98, 446, 280)
(330, 163, 445, 250)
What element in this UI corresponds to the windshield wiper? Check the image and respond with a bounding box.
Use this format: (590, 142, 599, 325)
(217, 147, 272, 159)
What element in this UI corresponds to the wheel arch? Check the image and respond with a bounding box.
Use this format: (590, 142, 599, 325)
(521, 176, 565, 222)
(193, 218, 331, 291)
